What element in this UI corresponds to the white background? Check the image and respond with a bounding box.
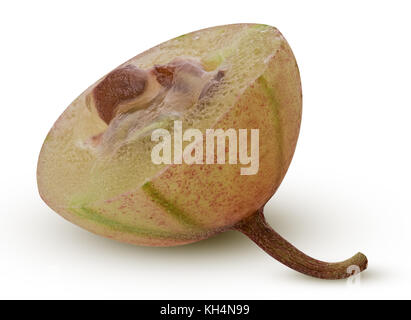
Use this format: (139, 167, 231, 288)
(1, 0, 410, 299)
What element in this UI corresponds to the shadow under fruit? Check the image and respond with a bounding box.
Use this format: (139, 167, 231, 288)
(37, 23, 367, 279)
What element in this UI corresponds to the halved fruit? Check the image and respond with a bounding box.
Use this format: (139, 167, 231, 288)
(37, 24, 367, 279)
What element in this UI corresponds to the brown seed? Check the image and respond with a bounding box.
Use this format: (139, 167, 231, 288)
(93, 65, 147, 124)
(152, 65, 175, 88)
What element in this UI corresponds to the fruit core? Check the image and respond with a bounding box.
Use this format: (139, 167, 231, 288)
(93, 58, 223, 123)
(89, 57, 224, 151)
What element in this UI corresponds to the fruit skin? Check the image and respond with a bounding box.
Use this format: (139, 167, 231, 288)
(37, 24, 301, 246)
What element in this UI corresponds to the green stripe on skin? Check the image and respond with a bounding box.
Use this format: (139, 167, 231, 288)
(251, 24, 270, 30)
(256, 75, 285, 172)
(69, 205, 199, 241)
(142, 182, 203, 229)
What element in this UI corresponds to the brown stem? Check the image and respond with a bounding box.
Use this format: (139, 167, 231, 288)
(233, 207, 368, 280)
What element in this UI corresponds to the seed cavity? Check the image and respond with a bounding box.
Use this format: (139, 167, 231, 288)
(199, 70, 225, 99)
(89, 57, 226, 151)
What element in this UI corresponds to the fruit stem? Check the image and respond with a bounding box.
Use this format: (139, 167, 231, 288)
(233, 207, 368, 279)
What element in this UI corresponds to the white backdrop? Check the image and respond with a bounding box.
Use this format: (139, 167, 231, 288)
(1, 0, 410, 299)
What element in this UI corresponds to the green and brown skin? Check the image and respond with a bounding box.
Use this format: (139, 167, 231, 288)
(37, 24, 367, 279)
